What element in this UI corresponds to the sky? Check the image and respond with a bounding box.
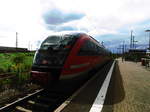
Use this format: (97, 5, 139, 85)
(0, 0, 150, 51)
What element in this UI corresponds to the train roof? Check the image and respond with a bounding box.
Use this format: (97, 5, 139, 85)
(46, 32, 106, 48)
(48, 31, 86, 36)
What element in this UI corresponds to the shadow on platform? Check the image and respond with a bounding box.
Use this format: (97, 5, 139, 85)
(61, 61, 117, 112)
(102, 61, 125, 112)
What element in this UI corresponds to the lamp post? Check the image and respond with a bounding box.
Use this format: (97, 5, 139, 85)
(145, 29, 150, 50)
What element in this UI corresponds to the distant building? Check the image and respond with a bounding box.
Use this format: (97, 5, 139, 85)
(125, 49, 147, 61)
(129, 49, 146, 54)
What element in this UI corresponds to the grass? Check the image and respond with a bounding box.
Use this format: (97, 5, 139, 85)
(0, 52, 42, 106)
(0, 52, 35, 87)
(0, 52, 34, 73)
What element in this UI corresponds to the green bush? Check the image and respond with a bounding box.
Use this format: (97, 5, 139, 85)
(0, 52, 34, 88)
(0, 52, 34, 73)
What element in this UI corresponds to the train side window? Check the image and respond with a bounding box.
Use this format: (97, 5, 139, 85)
(90, 42, 97, 55)
(78, 40, 91, 55)
(78, 39, 109, 56)
(78, 40, 100, 56)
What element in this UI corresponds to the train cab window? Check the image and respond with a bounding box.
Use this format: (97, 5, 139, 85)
(40, 36, 61, 50)
(40, 35, 77, 50)
(60, 35, 75, 46)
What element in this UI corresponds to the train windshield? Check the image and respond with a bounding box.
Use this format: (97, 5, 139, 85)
(40, 36, 61, 50)
(40, 35, 74, 50)
(33, 34, 78, 66)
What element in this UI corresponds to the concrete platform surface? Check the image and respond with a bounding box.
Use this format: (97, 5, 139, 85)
(102, 59, 150, 112)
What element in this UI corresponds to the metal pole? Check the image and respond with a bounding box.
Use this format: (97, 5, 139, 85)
(125, 44, 126, 53)
(132, 36, 134, 49)
(149, 32, 150, 49)
(130, 30, 133, 49)
(145, 29, 150, 50)
(28, 41, 30, 51)
(16, 32, 18, 48)
(123, 41, 125, 54)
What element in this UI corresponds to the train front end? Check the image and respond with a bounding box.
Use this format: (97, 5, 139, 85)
(31, 34, 78, 86)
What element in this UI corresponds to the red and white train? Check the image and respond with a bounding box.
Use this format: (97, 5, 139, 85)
(31, 32, 111, 87)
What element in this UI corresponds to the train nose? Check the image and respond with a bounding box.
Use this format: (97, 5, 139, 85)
(31, 71, 51, 86)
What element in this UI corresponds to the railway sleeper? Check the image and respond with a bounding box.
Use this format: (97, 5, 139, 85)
(36, 96, 60, 104)
(42, 91, 66, 97)
(15, 105, 49, 112)
(27, 100, 50, 111)
(16, 106, 32, 112)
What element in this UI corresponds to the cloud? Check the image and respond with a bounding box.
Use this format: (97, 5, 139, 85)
(1, 0, 150, 51)
(43, 9, 85, 25)
(46, 25, 78, 32)
(56, 26, 77, 31)
(41, 0, 150, 44)
(94, 19, 150, 52)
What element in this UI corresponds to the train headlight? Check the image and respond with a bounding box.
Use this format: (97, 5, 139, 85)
(42, 60, 48, 64)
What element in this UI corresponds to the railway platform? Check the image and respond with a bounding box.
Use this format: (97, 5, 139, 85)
(102, 59, 150, 112)
(55, 59, 150, 112)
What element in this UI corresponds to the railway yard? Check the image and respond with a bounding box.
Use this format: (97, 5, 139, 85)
(0, 59, 150, 112)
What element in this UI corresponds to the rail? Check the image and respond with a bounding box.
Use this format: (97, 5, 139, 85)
(0, 73, 16, 80)
(0, 89, 44, 111)
(0, 72, 30, 81)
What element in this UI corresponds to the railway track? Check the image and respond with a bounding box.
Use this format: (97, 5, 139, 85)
(0, 80, 86, 112)
(0, 61, 113, 112)
(0, 71, 30, 80)
(0, 88, 70, 112)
